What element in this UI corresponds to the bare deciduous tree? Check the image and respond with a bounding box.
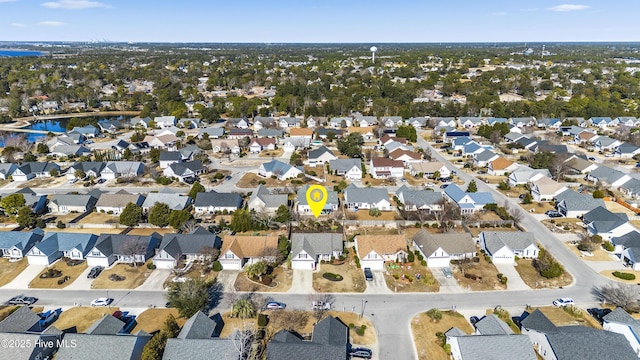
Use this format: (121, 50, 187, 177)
(592, 283, 640, 312)
(308, 293, 335, 322)
(199, 246, 220, 262)
(119, 237, 148, 267)
(434, 199, 458, 233)
(505, 201, 523, 224)
(181, 219, 198, 233)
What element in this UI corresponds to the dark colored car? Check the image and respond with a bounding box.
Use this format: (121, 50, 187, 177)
(87, 266, 104, 279)
(8, 295, 38, 305)
(469, 316, 480, 325)
(349, 347, 373, 359)
(440, 184, 449, 189)
(225, 175, 232, 180)
(587, 308, 612, 323)
(364, 268, 373, 281)
(545, 210, 562, 218)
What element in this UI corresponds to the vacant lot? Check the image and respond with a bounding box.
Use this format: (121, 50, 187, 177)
(384, 262, 439, 292)
(0, 258, 28, 287)
(520, 201, 555, 214)
(131, 308, 187, 334)
(91, 264, 153, 289)
(55, 307, 120, 332)
(234, 266, 292, 293)
(453, 254, 506, 291)
(313, 251, 365, 293)
(20, 176, 67, 188)
(79, 212, 120, 225)
(29, 260, 87, 289)
(515, 259, 573, 289)
(411, 310, 473, 360)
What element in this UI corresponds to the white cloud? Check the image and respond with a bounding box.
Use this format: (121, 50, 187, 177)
(38, 21, 65, 26)
(492, 12, 506, 16)
(548, 4, 590, 12)
(10, 23, 26, 27)
(41, 0, 109, 9)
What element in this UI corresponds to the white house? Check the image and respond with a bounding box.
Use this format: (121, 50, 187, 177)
(307, 146, 337, 166)
(258, 159, 302, 180)
(409, 161, 450, 178)
(602, 307, 640, 355)
(530, 177, 568, 202)
(343, 184, 391, 211)
(355, 235, 408, 270)
(412, 230, 476, 268)
(218, 235, 278, 270)
(328, 159, 362, 181)
(369, 158, 404, 179)
(290, 233, 343, 270)
(479, 231, 539, 264)
(153, 230, 221, 269)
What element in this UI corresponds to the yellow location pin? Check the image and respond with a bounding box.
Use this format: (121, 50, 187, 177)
(306, 185, 328, 218)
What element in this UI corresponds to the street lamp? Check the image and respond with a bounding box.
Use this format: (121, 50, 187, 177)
(360, 298, 368, 318)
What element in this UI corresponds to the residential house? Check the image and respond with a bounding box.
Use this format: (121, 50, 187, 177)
(589, 116, 615, 129)
(615, 143, 640, 158)
(198, 127, 225, 139)
(576, 130, 598, 144)
(249, 138, 276, 153)
(71, 125, 99, 138)
(48, 194, 98, 214)
(586, 166, 631, 187)
(97, 119, 122, 133)
(537, 118, 562, 129)
(26, 232, 98, 265)
(406, 117, 427, 128)
(154, 116, 177, 128)
(451, 136, 473, 151)
(288, 128, 314, 148)
(353, 114, 377, 127)
(226, 117, 250, 129)
(384, 116, 406, 127)
(385, 140, 414, 154)
(396, 185, 443, 212)
(473, 150, 500, 168)
(508, 166, 551, 186)
(347, 127, 375, 141)
(412, 230, 475, 268)
(369, 158, 404, 179)
(564, 156, 598, 174)
(177, 118, 201, 129)
(0, 312, 61, 359)
(153, 229, 222, 269)
(380, 135, 407, 146)
(611, 231, 640, 270)
(95, 190, 145, 214)
(582, 206, 635, 240)
(290, 233, 343, 270)
(266, 316, 348, 360)
(0, 163, 17, 180)
(343, 184, 391, 211)
(305, 116, 327, 128)
(461, 142, 485, 157)
(159, 151, 182, 169)
(101, 161, 145, 180)
(511, 117, 534, 127)
(193, 191, 243, 214)
(356, 235, 408, 270)
(257, 128, 284, 139)
(86, 233, 162, 267)
(530, 177, 568, 202)
(15, 187, 47, 214)
(49, 144, 92, 158)
(486, 117, 508, 126)
(434, 117, 457, 127)
(616, 117, 639, 127)
(488, 157, 519, 176)
(56, 332, 152, 360)
(554, 189, 605, 218)
(520, 309, 636, 360)
(278, 117, 301, 128)
(46, 135, 76, 149)
(210, 139, 240, 154)
(473, 314, 514, 335)
(389, 149, 422, 165)
(409, 161, 450, 179)
(142, 191, 191, 212)
(130, 116, 152, 129)
(620, 178, 640, 200)
(218, 235, 278, 270)
(479, 231, 539, 264)
(459, 116, 484, 128)
(307, 146, 337, 166)
(328, 158, 362, 181)
(514, 136, 538, 151)
(560, 125, 585, 137)
(504, 132, 525, 142)
(258, 159, 303, 180)
(227, 128, 253, 139)
(41, 100, 60, 111)
(297, 185, 339, 216)
(164, 160, 205, 183)
(316, 127, 344, 140)
(144, 134, 179, 151)
(601, 307, 640, 355)
(12, 162, 60, 181)
(163, 312, 235, 359)
(0, 229, 44, 260)
(593, 136, 623, 152)
(444, 184, 495, 214)
(328, 117, 352, 128)
(65, 162, 106, 181)
(248, 185, 288, 213)
(448, 333, 536, 360)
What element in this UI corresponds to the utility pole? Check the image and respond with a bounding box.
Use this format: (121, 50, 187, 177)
(360, 298, 368, 318)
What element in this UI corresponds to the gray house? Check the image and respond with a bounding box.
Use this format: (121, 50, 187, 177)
(142, 190, 191, 212)
(194, 191, 243, 214)
(163, 312, 235, 360)
(248, 185, 288, 214)
(26, 232, 98, 265)
(48, 194, 98, 214)
(291, 233, 344, 270)
(0, 229, 44, 260)
(55, 332, 152, 360)
(266, 316, 348, 360)
(153, 228, 222, 269)
(86, 233, 162, 267)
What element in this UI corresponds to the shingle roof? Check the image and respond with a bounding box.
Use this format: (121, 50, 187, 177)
(0, 306, 41, 333)
(94, 233, 161, 257)
(85, 315, 125, 335)
(555, 189, 605, 212)
(343, 184, 389, 204)
(474, 314, 513, 335)
(34, 232, 97, 257)
(266, 316, 347, 360)
(481, 231, 537, 255)
(0, 229, 43, 251)
(142, 193, 191, 210)
(55, 333, 152, 360)
(520, 309, 558, 333)
(583, 206, 629, 233)
(444, 184, 494, 205)
(357, 235, 406, 257)
(454, 334, 536, 360)
(163, 338, 237, 360)
(546, 326, 637, 360)
(220, 235, 278, 258)
(50, 194, 97, 208)
(249, 185, 288, 209)
(194, 191, 242, 208)
(412, 230, 475, 257)
(96, 192, 144, 208)
(612, 230, 640, 248)
(307, 146, 335, 160)
(328, 158, 361, 172)
(396, 185, 443, 207)
(158, 232, 221, 260)
(177, 311, 221, 339)
(297, 185, 339, 208)
(291, 233, 343, 259)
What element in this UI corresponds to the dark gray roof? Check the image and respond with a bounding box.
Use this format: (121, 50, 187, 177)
(55, 333, 152, 360)
(454, 335, 536, 360)
(583, 206, 629, 233)
(266, 316, 347, 360)
(50, 194, 98, 208)
(555, 189, 605, 212)
(520, 309, 558, 333)
(249, 185, 288, 209)
(194, 191, 242, 209)
(163, 338, 238, 360)
(0, 306, 40, 333)
(475, 150, 498, 161)
(546, 326, 637, 360)
(0, 333, 57, 359)
(158, 233, 221, 260)
(85, 315, 125, 335)
(602, 307, 640, 337)
(612, 230, 640, 248)
(444, 327, 467, 337)
(474, 314, 513, 335)
(67, 161, 106, 175)
(177, 311, 222, 339)
(159, 151, 182, 161)
(308, 146, 335, 160)
(94, 233, 161, 257)
(17, 162, 60, 174)
(33, 232, 97, 257)
(168, 160, 204, 176)
(257, 128, 284, 137)
(344, 184, 389, 204)
(291, 233, 343, 259)
(396, 185, 443, 207)
(412, 230, 475, 257)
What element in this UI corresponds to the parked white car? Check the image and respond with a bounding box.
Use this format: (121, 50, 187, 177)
(91, 297, 114, 307)
(553, 298, 574, 307)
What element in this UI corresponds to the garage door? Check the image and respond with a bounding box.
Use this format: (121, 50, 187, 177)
(361, 259, 384, 271)
(86, 257, 109, 268)
(427, 257, 450, 268)
(154, 259, 176, 269)
(27, 255, 50, 265)
(221, 260, 242, 270)
(292, 260, 315, 270)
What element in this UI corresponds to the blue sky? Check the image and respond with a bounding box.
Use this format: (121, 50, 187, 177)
(1, 0, 639, 42)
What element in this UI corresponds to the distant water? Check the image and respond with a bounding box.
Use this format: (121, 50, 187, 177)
(0, 50, 46, 57)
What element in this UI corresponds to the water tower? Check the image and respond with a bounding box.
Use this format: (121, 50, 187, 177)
(370, 46, 377, 63)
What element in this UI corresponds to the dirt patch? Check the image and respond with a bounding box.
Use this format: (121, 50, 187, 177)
(535, 306, 601, 329)
(564, 242, 616, 261)
(0, 258, 29, 287)
(313, 250, 365, 293)
(126, 228, 175, 236)
(91, 264, 153, 289)
(20, 176, 67, 188)
(79, 212, 120, 225)
(466, 226, 517, 237)
(131, 308, 187, 333)
(361, 177, 399, 187)
(452, 253, 506, 291)
(514, 259, 573, 289)
(384, 262, 439, 292)
(29, 260, 87, 289)
(599, 270, 640, 284)
(605, 201, 637, 217)
(346, 210, 402, 221)
(411, 310, 473, 360)
(520, 201, 555, 214)
(234, 266, 292, 293)
(259, 149, 284, 158)
(55, 307, 120, 332)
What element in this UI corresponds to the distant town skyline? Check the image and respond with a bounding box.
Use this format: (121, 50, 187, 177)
(1, 0, 639, 43)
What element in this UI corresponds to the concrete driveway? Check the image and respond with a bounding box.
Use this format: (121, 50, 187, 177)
(494, 263, 530, 291)
(2, 264, 45, 290)
(289, 270, 314, 294)
(364, 270, 392, 294)
(64, 266, 95, 290)
(432, 267, 465, 293)
(216, 270, 239, 292)
(136, 269, 171, 290)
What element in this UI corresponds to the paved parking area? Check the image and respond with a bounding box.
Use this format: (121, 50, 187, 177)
(2, 265, 45, 289)
(364, 270, 392, 294)
(64, 267, 94, 290)
(216, 270, 239, 292)
(136, 269, 171, 290)
(432, 267, 465, 293)
(289, 270, 314, 294)
(494, 263, 530, 290)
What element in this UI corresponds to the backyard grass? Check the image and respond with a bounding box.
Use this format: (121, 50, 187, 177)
(328, 311, 377, 345)
(234, 266, 292, 293)
(0, 258, 29, 287)
(219, 313, 257, 339)
(346, 210, 402, 221)
(259, 149, 284, 157)
(29, 260, 87, 289)
(126, 228, 175, 236)
(131, 308, 187, 333)
(411, 310, 473, 360)
(564, 242, 616, 261)
(605, 201, 637, 217)
(534, 306, 601, 329)
(520, 201, 555, 214)
(313, 250, 365, 293)
(236, 172, 318, 189)
(383, 262, 439, 292)
(465, 225, 517, 237)
(91, 264, 153, 289)
(452, 253, 506, 291)
(599, 269, 640, 284)
(78, 212, 120, 225)
(514, 259, 573, 289)
(54, 307, 120, 332)
(485, 308, 520, 333)
(43, 227, 123, 234)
